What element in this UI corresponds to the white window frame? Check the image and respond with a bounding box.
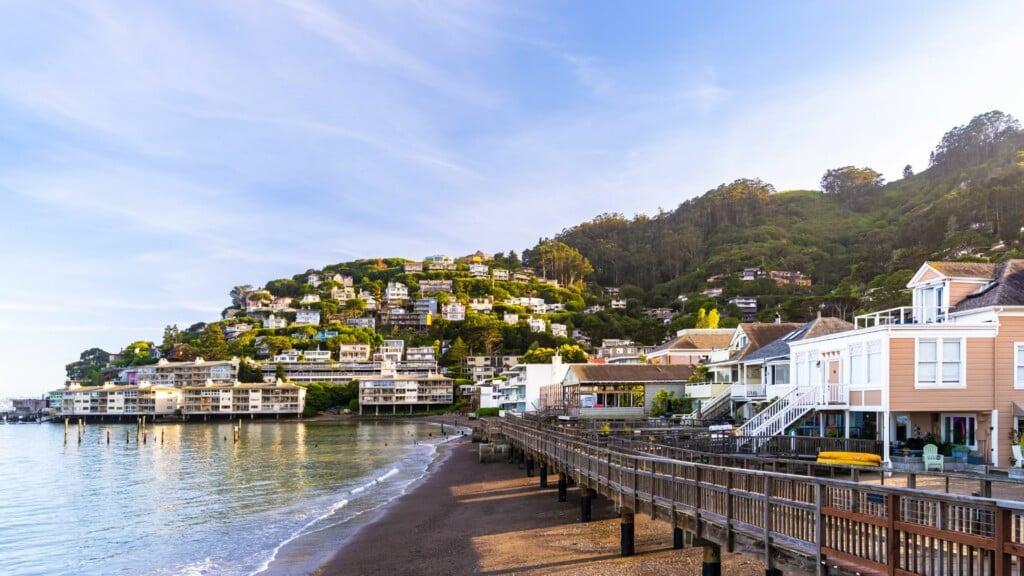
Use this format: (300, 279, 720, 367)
(941, 412, 977, 449)
(1015, 342, 1024, 389)
(915, 337, 965, 389)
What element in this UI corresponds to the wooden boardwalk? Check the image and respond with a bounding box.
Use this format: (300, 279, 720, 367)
(496, 418, 1024, 575)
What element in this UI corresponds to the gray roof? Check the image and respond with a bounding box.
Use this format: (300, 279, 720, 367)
(741, 316, 854, 364)
(953, 260, 1024, 312)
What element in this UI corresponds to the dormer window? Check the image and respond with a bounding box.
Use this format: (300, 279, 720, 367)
(917, 284, 945, 323)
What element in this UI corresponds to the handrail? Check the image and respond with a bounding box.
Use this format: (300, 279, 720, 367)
(735, 384, 819, 441)
(498, 417, 1024, 575)
(683, 386, 732, 423)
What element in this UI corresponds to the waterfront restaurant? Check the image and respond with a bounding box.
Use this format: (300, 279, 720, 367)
(559, 364, 694, 418)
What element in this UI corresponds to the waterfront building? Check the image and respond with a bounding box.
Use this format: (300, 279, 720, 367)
(555, 364, 694, 418)
(358, 373, 453, 415)
(497, 356, 571, 416)
(58, 383, 182, 417)
(181, 381, 305, 417)
(646, 328, 734, 366)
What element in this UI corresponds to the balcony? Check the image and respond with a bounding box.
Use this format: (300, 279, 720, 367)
(854, 306, 948, 329)
(731, 383, 767, 400)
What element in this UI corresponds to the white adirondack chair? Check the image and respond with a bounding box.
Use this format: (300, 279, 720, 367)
(1012, 444, 1024, 468)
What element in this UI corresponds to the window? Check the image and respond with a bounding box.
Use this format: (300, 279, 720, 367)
(1016, 343, 1024, 389)
(867, 341, 882, 384)
(941, 414, 976, 449)
(916, 338, 963, 387)
(848, 343, 864, 385)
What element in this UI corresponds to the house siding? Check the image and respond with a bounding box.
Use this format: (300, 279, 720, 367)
(949, 282, 982, 308)
(888, 337, 993, 411)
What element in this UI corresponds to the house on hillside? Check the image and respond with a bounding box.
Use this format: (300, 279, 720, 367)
(294, 309, 321, 326)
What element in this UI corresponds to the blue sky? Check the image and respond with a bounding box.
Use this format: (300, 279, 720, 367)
(2, 1, 1023, 398)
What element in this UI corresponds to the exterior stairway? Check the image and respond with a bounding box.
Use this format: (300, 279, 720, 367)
(734, 384, 822, 450)
(682, 386, 732, 424)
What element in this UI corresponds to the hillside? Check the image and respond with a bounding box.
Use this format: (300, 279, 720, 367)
(545, 110, 1024, 294)
(66, 111, 1024, 383)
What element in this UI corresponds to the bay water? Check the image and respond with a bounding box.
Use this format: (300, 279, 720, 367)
(0, 419, 460, 576)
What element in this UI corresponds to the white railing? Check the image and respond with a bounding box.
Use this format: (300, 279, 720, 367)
(736, 385, 822, 448)
(683, 386, 732, 423)
(854, 306, 948, 329)
(730, 383, 767, 400)
(822, 382, 849, 405)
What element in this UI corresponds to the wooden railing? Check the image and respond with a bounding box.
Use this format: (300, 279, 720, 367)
(498, 418, 1024, 575)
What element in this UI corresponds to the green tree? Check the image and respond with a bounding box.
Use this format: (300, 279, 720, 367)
(820, 166, 884, 210)
(160, 324, 181, 353)
(651, 388, 674, 417)
(230, 285, 253, 308)
(195, 325, 230, 360)
(237, 359, 265, 383)
(275, 363, 287, 382)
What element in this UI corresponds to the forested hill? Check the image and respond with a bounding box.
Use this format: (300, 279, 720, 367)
(541, 110, 1024, 296)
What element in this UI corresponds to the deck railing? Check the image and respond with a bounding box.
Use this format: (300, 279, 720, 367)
(499, 418, 1024, 575)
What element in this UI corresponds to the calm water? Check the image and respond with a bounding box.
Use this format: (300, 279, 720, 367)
(0, 419, 460, 576)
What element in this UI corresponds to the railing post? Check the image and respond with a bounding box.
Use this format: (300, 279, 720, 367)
(539, 462, 547, 488)
(885, 493, 898, 576)
(558, 472, 567, 502)
(995, 506, 1011, 576)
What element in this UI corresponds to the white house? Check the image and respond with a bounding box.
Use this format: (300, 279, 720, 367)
(385, 282, 409, 302)
(294, 309, 321, 326)
(263, 314, 288, 329)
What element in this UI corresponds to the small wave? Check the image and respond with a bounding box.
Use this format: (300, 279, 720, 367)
(176, 557, 216, 576)
(251, 467, 402, 574)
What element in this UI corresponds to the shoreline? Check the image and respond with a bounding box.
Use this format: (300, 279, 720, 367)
(313, 427, 769, 576)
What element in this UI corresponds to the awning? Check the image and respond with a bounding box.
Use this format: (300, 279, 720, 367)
(1012, 401, 1024, 417)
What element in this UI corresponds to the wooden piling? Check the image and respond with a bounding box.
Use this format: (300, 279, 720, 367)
(620, 509, 635, 557)
(702, 544, 722, 576)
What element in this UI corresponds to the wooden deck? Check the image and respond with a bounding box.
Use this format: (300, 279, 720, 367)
(496, 417, 1024, 575)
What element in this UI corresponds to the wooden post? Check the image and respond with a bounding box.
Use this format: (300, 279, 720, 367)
(540, 462, 548, 488)
(673, 525, 684, 549)
(558, 472, 567, 502)
(526, 458, 534, 477)
(580, 487, 593, 523)
(107, 430, 110, 445)
(886, 493, 898, 576)
(620, 508, 635, 557)
(702, 544, 721, 576)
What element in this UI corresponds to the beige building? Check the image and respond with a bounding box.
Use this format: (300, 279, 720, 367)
(766, 260, 1024, 466)
(358, 374, 453, 415)
(181, 382, 305, 418)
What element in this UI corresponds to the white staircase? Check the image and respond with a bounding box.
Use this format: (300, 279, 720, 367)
(683, 387, 732, 424)
(735, 385, 821, 450)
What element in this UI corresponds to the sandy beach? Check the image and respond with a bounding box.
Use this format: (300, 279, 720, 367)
(314, 430, 770, 576)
